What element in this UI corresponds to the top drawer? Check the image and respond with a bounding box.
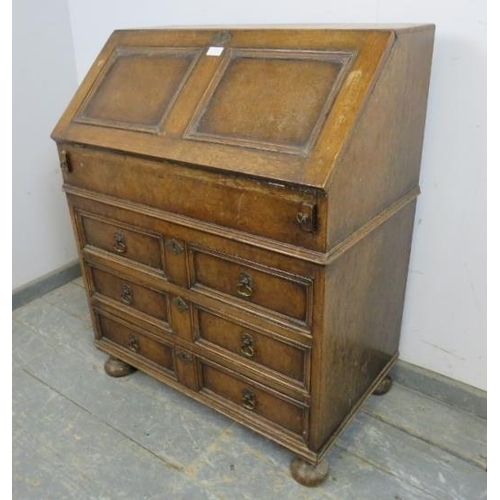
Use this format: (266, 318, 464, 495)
(77, 211, 165, 275)
(59, 146, 326, 251)
(189, 246, 312, 328)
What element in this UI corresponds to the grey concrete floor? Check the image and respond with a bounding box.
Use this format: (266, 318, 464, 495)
(13, 278, 487, 499)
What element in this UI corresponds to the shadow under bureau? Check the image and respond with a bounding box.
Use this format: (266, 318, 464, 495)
(51, 25, 434, 486)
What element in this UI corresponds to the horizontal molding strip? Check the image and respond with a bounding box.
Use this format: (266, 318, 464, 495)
(63, 184, 419, 266)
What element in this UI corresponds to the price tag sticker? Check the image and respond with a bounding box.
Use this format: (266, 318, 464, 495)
(206, 46, 224, 57)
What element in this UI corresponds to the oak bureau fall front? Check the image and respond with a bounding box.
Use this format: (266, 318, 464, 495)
(51, 25, 434, 486)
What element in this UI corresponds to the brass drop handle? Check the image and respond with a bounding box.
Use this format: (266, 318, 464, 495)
(120, 284, 133, 305)
(242, 388, 257, 411)
(236, 272, 253, 298)
(128, 334, 139, 353)
(240, 333, 255, 358)
(113, 232, 127, 254)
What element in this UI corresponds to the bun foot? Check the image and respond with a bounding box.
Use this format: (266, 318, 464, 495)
(290, 457, 329, 486)
(104, 356, 136, 378)
(373, 374, 393, 396)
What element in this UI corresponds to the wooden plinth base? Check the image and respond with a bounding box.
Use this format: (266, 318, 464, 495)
(104, 356, 136, 378)
(290, 457, 329, 486)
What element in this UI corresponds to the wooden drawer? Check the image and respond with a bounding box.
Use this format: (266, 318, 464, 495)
(77, 211, 165, 274)
(200, 360, 306, 436)
(194, 306, 307, 385)
(189, 247, 312, 326)
(95, 311, 175, 375)
(88, 265, 170, 325)
(60, 146, 324, 251)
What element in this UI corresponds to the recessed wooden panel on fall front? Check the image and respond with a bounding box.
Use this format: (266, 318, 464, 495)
(185, 48, 353, 155)
(75, 46, 202, 133)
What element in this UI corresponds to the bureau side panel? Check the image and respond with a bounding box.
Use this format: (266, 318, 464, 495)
(309, 200, 417, 451)
(327, 27, 434, 247)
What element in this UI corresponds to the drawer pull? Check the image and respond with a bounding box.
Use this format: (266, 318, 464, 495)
(127, 334, 139, 353)
(240, 332, 255, 358)
(242, 388, 257, 411)
(236, 272, 253, 298)
(173, 296, 189, 312)
(113, 232, 127, 254)
(120, 284, 133, 305)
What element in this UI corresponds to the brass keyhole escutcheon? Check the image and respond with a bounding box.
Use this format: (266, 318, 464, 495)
(211, 30, 231, 46)
(236, 272, 253, 298)
(128, 334, 139, 353)
(167, 238, 184, 255)
(242, 388, 257, 411)
(240, 333, 255, 358)
(113, 232, 127, 254)
(177, 350, 193, 364)
(120, 284, 133, 305)
(173, 296, 189, 312)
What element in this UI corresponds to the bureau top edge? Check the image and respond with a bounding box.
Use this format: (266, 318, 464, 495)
(120, 24, 435, 31)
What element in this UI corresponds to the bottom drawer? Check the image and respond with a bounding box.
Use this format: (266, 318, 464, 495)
(95, 311, 175, 375)
(200, 361, 306, 436)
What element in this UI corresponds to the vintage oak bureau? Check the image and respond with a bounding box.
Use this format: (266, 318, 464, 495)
(51, 25, 434, 485)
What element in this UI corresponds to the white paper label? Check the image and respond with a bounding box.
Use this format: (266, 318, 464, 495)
(206, 46, 224, 56)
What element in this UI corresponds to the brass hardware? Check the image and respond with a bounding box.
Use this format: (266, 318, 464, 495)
(236, 272, 253, 298)
(173, 296, 189, 312)
(120, 284, 133, 305)
(59, 149, 72, 173)
(212, 30, 231, 46)
(128, 334, 139, 352)
(113, 232, 127, 254)
(242, 388, 257, 411)
(240, 333, 255, 358)
(296, 202, 317, 233)
(177, 350, 193, 363)
(166, 238, 184, 255)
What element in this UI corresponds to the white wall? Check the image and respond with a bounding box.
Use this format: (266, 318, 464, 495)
(13, 0, 79, 289)
(61, 1, 486, 390)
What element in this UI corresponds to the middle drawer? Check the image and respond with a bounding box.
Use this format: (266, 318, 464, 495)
(194, 305, 308, 387)
(86, 262, 195, 341)
(90, 265, 170, 324)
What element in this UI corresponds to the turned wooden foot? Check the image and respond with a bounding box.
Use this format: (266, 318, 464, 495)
(373, 374, 393, 396)
(104, 356, 136, 377)
(290, 457, 329, 486)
